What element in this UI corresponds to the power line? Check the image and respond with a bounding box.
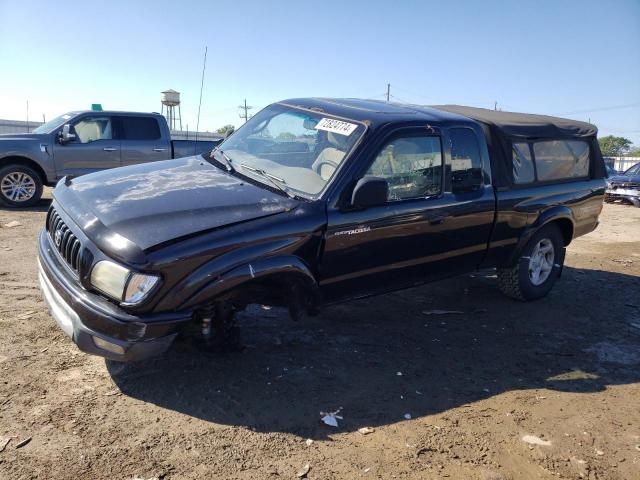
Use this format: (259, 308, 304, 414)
(555, 102, 640, 116)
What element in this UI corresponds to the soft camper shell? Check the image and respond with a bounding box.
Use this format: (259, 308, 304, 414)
(432, 105, 606, 188)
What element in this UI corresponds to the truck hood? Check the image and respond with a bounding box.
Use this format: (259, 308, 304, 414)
(54, 156, 299, 258)
(609, 174, 640, 185)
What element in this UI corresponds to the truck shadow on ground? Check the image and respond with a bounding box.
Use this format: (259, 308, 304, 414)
(107, 266, 640, 438)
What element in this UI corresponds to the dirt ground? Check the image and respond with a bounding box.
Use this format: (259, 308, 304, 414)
(0, 190, 639, 480)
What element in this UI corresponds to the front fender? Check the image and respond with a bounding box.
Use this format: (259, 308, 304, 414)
(506, 205, 574, 265)
(179, 255, 318, 310)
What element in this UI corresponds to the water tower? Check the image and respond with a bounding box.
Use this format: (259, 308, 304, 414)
(161, 89, 182, 131)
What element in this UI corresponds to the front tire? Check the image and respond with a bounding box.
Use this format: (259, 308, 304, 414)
(0, 164, 43, 207)
(498, 224, 565, 301)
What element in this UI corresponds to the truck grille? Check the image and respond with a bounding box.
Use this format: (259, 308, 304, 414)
(47, 207, 82, 273)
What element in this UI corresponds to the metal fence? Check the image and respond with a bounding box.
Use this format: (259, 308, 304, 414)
(0, 119, 43, 134)
(604, 157, 640, 173)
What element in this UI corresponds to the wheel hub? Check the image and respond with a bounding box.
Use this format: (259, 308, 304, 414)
(528, 238, 555, 286)
(1, 172, 36, 202)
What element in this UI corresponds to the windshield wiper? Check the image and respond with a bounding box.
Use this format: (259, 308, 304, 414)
(211, 147, 235, 172)
(239, 163, 295, 199)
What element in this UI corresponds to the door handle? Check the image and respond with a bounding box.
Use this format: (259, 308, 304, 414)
(103, 147, 117, 152)
(153, 148, 167, 152)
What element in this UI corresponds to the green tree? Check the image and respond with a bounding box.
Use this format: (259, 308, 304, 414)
(598, 135, 632, 157)
(216, 124, 235, 135)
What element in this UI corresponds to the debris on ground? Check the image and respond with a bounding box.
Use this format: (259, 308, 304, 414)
(358, 427, 375, 435)
(305, 438, 313, 446)
(422, 309, 464, 315)
(404, 413, 412, 420)
(2, 221, 22, 228)
(320, 408, 343, 427)
(296, 463, 310, 478)
(0, 436, 10, 452)
(521, 435, 551, 446)
(15, 437, 32, 449)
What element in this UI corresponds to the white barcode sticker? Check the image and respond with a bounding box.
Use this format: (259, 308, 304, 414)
(314, 118, 358, 136)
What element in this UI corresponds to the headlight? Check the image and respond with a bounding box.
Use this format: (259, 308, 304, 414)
(90, 260, 160, 305)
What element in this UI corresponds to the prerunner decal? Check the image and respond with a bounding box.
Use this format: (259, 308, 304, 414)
(314, 118, 358, 136)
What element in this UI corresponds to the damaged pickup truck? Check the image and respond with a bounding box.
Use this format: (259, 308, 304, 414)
(37, 98, 606, 361)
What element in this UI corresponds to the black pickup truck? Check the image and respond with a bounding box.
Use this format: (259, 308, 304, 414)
(37, 98, 606, 361)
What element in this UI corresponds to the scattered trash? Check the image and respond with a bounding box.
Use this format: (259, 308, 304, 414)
(363, 467, 371, 473)
(521, 435, 551, 446)
(358, 427, 375, 435)
(595, 449, 604, 456)
(396, 371, 403, 376)
(296, 463, 310, 478)
(15, 437, 31, 449)
(305, 438, 313, 446)
(0, 436, 10, 452)
(320, 407, 343, 427)
(422, 310, 464, 316)
(415, 390, 423, 395)
(404, 413, 412, 420)
(3, 221, 22, 228)
(483, 388, 490, 393)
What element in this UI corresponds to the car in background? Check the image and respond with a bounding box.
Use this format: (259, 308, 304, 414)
(0, 111, 223, 207)
(605, 163, 619, 177)
(605, 162, 640, 206)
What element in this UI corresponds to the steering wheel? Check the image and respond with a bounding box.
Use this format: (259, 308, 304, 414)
(312, 158, 340, 180)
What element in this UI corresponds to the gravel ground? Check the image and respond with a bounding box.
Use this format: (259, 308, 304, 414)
(0, 189, 639, 479)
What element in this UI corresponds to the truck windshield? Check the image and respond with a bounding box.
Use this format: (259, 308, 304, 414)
(32, 113, 76, 134)
(215, 104, 365, 197)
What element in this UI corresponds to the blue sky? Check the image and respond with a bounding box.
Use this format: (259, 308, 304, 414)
(1, 0, 639, 144)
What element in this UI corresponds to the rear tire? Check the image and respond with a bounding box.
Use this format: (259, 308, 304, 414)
(498, 224, 565, 301)
(0, 164, 43, 207)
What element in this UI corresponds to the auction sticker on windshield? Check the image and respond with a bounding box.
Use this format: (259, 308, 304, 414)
(315, 118, 358, 136)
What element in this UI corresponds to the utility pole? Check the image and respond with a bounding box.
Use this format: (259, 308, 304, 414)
(26, 100, 29, 133)
(494, 101, 498, 111)
(238, 99, 253, 123)
(386, 83, 391, 102)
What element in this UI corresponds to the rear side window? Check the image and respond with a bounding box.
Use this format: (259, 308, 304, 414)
(533, 140, 590, 181)
(512, 143, 535, 184)
(119, 116, 161, 140)
(449, 128, 483, 193)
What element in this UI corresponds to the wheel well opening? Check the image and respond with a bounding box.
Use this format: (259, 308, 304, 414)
(0, 156, 47, 184)
(551, 218, 574, 246)
(216, 272, 318, 310)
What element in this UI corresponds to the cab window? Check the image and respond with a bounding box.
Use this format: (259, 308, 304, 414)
(72, 116, 112, 143)
(366, 135, 442, 201)
(449, 128, 483, 193)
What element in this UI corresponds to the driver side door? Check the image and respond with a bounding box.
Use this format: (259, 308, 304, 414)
(319, 128, 453, 301)
(52, 115, 120, 178)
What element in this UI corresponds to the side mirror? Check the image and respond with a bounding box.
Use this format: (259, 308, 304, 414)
(59, 124, 76, 143)
(351, 176, 388, 209)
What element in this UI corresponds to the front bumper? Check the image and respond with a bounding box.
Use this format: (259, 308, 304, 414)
(37, 230, 192, 361)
